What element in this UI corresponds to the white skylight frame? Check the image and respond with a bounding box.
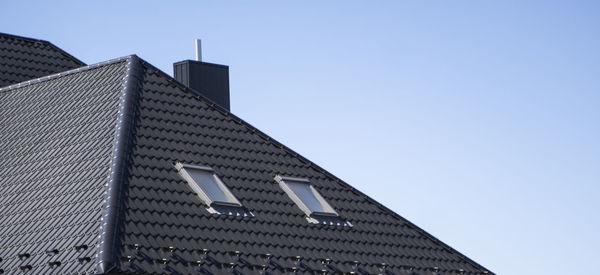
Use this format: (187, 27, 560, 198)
(275, 175, 339, 218)
(175, 162, 242, 208)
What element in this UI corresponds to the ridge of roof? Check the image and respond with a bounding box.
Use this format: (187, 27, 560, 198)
(0, 55, 129, 93)
(0, 32, 86, 67)
(135, 58, 493, 273)
(95, 55, 144, 274)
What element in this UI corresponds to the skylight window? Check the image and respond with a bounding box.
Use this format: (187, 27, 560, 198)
(176, 163, 241, 208)
(275, 175, 339, 218)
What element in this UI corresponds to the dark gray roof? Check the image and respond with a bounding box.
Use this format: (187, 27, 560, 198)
(0, 55, 493, 275)
(0, 57, 129, 274)
(0, 32, 85, 87)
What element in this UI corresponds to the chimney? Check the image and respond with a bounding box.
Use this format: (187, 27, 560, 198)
(173, 39, 230, 111)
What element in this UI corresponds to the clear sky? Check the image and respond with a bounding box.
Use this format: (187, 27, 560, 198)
(2, 1, 599, 274)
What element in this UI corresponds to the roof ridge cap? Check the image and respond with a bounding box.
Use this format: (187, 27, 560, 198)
(95, 55, 144, 274)
(0, 55, 131, 93)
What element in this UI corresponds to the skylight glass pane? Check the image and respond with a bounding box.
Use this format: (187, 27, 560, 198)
(286, 181, 327, 213)
(187, 169, 229, 202)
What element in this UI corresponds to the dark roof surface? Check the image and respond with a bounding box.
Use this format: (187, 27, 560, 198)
(0, 58, 128, 274)
(0, 54, 492, 275)
(0, 32, 85, 87)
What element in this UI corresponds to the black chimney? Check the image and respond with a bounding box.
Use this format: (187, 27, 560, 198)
(173, 60, 230, 111)
(173, 40, 230, 110)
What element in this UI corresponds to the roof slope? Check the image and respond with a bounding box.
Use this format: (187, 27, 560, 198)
(113, 60, 492, 274)
(0, 32, 85, 87)
(0, 55, 492, 275)
(0, 58, 130, 274)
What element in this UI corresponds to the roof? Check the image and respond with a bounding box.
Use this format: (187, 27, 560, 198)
(0, 57, 129, 274)
(0, 53, 493, 275)
(0, 32, 85, 87)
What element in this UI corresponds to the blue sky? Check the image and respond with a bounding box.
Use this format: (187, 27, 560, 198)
(2, 1, 599, 274)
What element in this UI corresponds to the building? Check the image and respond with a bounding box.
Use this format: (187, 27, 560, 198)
(0, 32, 492, 275)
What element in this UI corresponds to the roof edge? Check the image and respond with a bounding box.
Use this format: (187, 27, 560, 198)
(95, 55, 144, 274)
(46, 41, 87, 67)
(0, 32, 86, 66)
(246, 126, 493, 273)
(0, 31, 55, 45)
(0, 56, 129, 93)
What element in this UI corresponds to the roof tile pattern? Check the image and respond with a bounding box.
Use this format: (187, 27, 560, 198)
(0, 60, 127, 274)
(0, 53, 492, 274)
(114, 63, 490, 274)
(0, 33, 85, 87)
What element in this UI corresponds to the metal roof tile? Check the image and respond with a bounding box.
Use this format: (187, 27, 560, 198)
(1, 48, 492, 274)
